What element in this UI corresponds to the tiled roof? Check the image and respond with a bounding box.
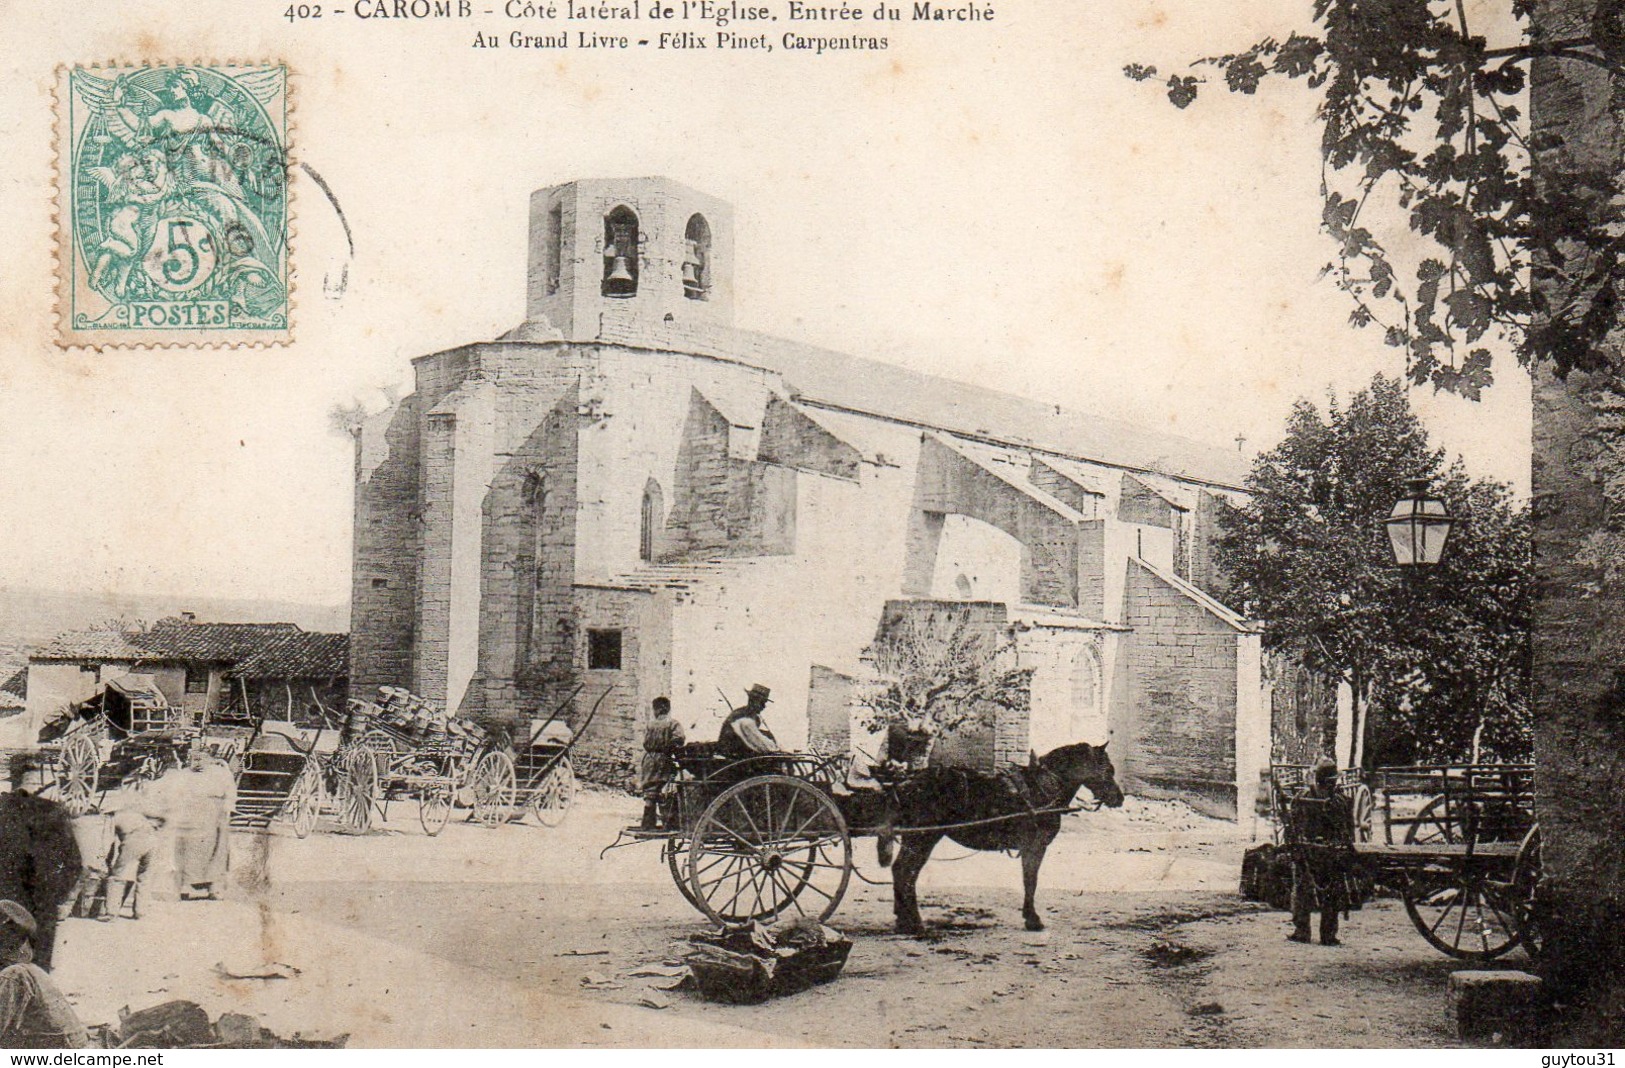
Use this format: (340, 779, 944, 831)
(32, 625, 147, 660)
(0, 670, 25, 712)
(139, 619, 302, 661)
(227, 631, 349, 680)
(31, 618, 348, 680)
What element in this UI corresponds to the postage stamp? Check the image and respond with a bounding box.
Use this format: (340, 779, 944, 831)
(55, 62, 291, 347)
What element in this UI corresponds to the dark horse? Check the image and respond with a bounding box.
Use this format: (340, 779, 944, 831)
(877, 742, 1125, 935)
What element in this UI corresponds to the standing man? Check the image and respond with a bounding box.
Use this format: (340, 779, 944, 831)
(0, 900, 90, 1048)
(0, 756, 81, 970)
(639, 697, 685, 831)
(1286, 757, 1357, 946)
(716, 684, 777, 760)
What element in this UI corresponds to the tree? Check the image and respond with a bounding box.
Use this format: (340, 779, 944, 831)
(1218, 374, 1531, 767)
(856, 609, 1032, 739)
(1128, 0, 1625, 397)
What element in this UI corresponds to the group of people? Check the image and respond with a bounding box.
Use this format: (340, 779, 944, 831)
(0, 748, 238, 1047)
(638, 683, 778, 831)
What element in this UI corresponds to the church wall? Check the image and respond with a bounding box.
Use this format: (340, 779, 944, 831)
(351, 397, 421, 700)
(1111, 558, 1245, 818)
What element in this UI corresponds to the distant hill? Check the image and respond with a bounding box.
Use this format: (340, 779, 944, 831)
(0, 585, 348, 683)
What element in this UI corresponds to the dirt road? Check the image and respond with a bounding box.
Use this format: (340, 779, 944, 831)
(50, 790, 1496, 1047)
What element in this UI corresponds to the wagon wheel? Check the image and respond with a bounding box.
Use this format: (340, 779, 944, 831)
(665, 837, 702, 911)
(1511, 824, 1543, 961)
(1404, 793, 1458, 847)
(337, 746, 379, 835)
(287, 763, 325, 839)
(532, 757, 576, 828)
(419, 783, 453, 837)
(1347, 783, 1375, 844)
(469, 750, 516, 827)
(56, 733, 100, 816)
(1401, 795, 1518, 960)
(686, 774, 851, 926)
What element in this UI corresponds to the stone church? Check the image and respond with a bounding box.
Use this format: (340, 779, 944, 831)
(350, 177, 1271, 818)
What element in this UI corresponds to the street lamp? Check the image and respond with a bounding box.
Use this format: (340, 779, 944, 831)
(1385, 477, 1455, 567)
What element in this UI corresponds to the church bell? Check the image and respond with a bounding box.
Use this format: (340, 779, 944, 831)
(603, 244, 636, 295)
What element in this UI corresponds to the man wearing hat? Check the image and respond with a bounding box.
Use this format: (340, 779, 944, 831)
(0, 754, 82, 970)
(1286, 757, 1358, 946)
(0, 899, 91, 1048)
(716, 684, 778, 761)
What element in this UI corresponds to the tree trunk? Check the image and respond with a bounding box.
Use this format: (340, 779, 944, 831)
(1532, 1, 1625, 1039)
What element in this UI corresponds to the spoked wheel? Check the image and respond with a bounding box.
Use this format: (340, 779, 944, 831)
(287, 763, 325, 839)
(338, 746, 379, 835)
(532, 757, 575, 828)
(1402, 796, 1518, 960)
(56, 733, 100, 816)
(470, 750, 516, 827)
(1347, 783, 1375, 844)
(1512, 824, 1543, 961)
(686, 774, 851, 926)
(666, 837, 701, 911)
(419, 784, 453, 836)
(1405, 794, 1458, 848)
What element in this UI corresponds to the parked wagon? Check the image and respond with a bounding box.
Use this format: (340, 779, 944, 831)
(1354, 763, 1541, 962)
(28, 675, 217, 814)
(1272, 761, 1541, 961)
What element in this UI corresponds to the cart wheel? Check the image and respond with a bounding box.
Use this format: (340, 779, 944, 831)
(666, 837, 702, 911)
(1348, 783, 1375, 844)
(686, 774, 851, 926)
(1512, 824, 1543, 961)
(1401, 796, 1518, 960)
(57, 734, 100, 816)
(532, 757, 576, 828)
(419, 785, 453, 837)
(288, 763, 325, 839)
(470, 750, 516, 827)
(1403, 794, 1457, 847)
(338, 746, 378, 835)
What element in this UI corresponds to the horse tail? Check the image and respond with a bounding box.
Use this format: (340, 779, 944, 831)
(876, 823, 896, 868)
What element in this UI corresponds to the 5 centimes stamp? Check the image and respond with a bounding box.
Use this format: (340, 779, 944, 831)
(55, 63, 291, 347)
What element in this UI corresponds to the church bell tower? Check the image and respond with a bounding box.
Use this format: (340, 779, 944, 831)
(523, 177, 735, 341)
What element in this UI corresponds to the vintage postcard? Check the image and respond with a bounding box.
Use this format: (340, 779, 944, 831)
(0, 0, 1589, 1054)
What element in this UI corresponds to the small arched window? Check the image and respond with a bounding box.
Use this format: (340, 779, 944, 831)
(683, 214, 711, 301)
(640, 480, 665, 561)
(602, 205, 639, 298)
(954, 573, 974, 599)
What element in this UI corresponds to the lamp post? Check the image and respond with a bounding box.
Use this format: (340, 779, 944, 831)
(1348, 478, 1457, 770)
(1385, 477, 1456, 567)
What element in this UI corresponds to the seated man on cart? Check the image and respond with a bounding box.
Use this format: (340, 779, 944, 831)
(717, 685, 777, 759)
(1286, 757, 1360, 946)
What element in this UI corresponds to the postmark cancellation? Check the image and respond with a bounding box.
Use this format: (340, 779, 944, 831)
(54, 63, 291, 347)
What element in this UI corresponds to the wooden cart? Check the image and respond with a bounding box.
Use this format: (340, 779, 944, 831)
(1351, 763, 1541, 961)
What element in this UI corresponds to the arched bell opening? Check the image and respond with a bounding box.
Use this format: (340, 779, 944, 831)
(602, 205, 640, 298)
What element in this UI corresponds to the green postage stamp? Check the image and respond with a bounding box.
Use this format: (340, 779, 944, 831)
(56, 63, 291, 347)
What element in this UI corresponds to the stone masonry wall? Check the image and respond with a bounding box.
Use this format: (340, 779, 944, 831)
(351, 397, 421, 700)
(1114, 558, 1241, 817)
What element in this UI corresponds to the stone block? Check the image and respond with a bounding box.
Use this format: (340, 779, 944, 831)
(1450, 970, 1547, 1044)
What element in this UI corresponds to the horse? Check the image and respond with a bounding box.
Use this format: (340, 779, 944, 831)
(876, 742, 1125, 935)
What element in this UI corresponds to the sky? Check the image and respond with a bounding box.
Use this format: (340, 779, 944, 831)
(0, 0, 1531, 608)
